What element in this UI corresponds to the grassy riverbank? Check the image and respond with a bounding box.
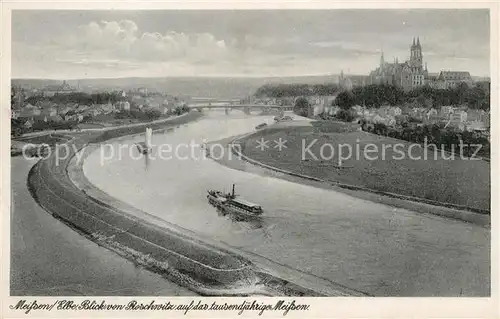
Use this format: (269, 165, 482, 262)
(241, 123, 490, 212)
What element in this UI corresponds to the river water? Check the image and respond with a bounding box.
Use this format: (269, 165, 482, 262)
(83, 110, 490, 296)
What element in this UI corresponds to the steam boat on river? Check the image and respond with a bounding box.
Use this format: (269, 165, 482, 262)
(207, 184, 264, 217)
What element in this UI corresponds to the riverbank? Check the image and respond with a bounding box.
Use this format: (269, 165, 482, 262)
(238, 122, 490, 215)
(17, 112, 193, 138)
(11, 157, 196, 296)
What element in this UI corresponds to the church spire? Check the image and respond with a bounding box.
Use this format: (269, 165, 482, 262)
(417, 36, 421, 47)
(380, 49, 385, 68)
(412, 37, 416, 46)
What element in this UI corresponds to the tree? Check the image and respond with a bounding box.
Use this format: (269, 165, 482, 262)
(335, 91, 356, 110)
(293, 97, 310, 117)
(11, 118, 24, 137)
(455, 82, 470, 105)
(373, 123, 388, 136)
(144, 108, 161, 120)
(335, 109, 356, 122)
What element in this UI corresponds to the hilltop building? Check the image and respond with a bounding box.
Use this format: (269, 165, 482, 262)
(42, 80, 76, 97)
(435, 71, 473, 89)
(368, 37, 476, 91)
(339, 70, 353, 91)
(337, 71, 368, 90)
(369, 37, 428, 91)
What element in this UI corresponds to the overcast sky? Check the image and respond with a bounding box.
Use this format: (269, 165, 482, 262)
(12, 9, 490, 79)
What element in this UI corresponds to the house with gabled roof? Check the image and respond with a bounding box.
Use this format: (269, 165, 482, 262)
(41, 106, 57, 117)
(24, 118, 34, 129)
(57, 105, 72, 116)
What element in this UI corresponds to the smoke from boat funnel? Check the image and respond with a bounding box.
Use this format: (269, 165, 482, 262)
(232, 184, 235, 198)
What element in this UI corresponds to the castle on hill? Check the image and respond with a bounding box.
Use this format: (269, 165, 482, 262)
(369, 37, 428, 91)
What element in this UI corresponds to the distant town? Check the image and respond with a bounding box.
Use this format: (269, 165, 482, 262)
(10, 82, 190, 136)
(251, 38, 491, 159)
(11, 37, 490, 158)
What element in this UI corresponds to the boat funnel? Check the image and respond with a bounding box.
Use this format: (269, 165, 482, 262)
(232, 184, 235, 198)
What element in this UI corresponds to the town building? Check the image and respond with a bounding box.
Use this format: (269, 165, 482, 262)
(57, 105, 72, 116)
(444, 109, 468, 129)
(339, 70, 353, 91)
(440, 105, 454, 117)
(325, 105, 340, 116)
(41, 106, 57, 117)
(378, 106, 402, 117)
(11, 87, 24, 110)
(466, 121, 488, 133)
(309, 95, 337, 116)
(42, 80, 76, 97)
(116, 101, 131, 111)
(436, 71, 473, 89)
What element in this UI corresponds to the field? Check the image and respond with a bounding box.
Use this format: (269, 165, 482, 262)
(242, 125, 490, 212)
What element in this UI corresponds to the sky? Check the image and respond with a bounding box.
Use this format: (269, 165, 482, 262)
(11, 9, 490, 79)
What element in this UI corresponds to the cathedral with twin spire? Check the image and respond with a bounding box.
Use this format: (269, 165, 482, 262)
(369, 37, 429, 91)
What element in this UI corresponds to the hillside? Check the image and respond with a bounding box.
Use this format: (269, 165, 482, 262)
(12, 75, 346, 99)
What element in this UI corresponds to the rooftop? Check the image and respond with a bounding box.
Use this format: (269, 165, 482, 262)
(231, 197, 260, 208)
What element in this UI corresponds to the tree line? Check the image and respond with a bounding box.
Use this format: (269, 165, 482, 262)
(255, 83, 341, 98)
(256, 82, 490, 111)
(358, 121, 490, 159)
(24, 92, 127, 106)
(335, 82, 490, 110)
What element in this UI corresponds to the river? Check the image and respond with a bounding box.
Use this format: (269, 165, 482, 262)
(83, 110, 490, 296)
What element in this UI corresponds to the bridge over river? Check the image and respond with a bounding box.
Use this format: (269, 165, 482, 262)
(188, 103, 293, 115)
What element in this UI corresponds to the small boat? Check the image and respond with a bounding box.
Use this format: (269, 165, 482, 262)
(274, 115, 293, 123)
(255, 123, 268, 130)
(207, 184, 263, 217)
(135, 142, 151, 154)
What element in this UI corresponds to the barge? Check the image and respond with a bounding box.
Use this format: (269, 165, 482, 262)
(207, 184, 263, 217)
